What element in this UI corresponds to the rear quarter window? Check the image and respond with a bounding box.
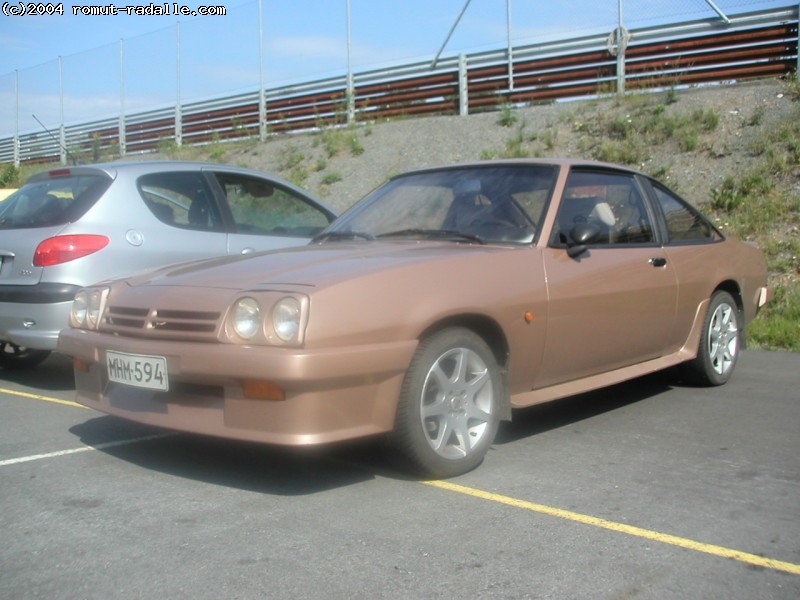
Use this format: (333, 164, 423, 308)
(0, 174, 111, 229)
(651, 183, 718, 243)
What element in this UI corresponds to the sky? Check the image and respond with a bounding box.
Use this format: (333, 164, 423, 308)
(0, 0, 791, 136)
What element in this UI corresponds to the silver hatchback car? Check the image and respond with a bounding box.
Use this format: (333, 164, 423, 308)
(0, 160, 337, 368)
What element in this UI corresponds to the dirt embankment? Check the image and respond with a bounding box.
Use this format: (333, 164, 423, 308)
(218, 78, 795, 216)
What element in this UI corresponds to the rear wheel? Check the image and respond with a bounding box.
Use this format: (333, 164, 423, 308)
(684, 291, 740, 386)
(0, 342, 51, 370)
(392, 328, 502, 478)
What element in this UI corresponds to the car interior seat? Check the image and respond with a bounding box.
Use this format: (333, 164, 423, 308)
(557, 196, 616, 243)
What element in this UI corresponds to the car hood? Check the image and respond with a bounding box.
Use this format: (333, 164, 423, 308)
(120, 241, 516, 292)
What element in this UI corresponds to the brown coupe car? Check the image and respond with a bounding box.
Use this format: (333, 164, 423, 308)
(58, 159, 771, 478)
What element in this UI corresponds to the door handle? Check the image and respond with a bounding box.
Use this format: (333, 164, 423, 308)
(649, 257, 667, 267)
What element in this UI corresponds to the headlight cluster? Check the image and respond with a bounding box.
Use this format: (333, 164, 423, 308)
(225, 294, 308, 346)
(69, 287, 110, 330)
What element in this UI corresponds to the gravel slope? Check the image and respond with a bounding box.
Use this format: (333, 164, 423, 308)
(218, 78, 794, 214)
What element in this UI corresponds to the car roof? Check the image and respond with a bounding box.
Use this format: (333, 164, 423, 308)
(23, 160, 332, 209)
(25, 160, 294, 184)
(393, 158, 648, 179)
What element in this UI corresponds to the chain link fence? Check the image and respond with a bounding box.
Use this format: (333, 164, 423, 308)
(0, 1, 795, 153)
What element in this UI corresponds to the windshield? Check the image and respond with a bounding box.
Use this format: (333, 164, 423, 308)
(323, 165, 557, 244)
(0, 173, 111, 229)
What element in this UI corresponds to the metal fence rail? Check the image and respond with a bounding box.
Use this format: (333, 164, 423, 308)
(1, 4, 797, 167)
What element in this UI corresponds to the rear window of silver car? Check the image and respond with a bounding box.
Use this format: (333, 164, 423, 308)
(0, 174, 112, 229)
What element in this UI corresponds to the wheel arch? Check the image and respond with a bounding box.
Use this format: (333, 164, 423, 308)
(714, 279, 743, 309)
(712, 279, 747, 346)
(417, 314, 513, 420)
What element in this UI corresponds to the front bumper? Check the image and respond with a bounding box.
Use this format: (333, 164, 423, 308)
(58, 328, 418, 446)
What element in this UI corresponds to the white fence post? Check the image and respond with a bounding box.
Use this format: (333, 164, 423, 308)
(507, 0, 514, 91)
(13, 70, 19, 167)
(175, 22, 183, 147)
(59, 56, 66, 165)
(119, 39, 126, 158)
(459, 54, 468, 116)
(346, 0, 355, 125)
(616, 0, 626, 96)
(258, 0, 267, 141)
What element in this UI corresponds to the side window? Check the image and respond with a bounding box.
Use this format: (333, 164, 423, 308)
(216, 174, 332, 237)
(554, 170, 655, 246)
(138, 172, 223, 232)
(652, 183, 717, 243)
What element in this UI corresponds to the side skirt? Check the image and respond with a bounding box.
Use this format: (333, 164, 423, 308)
(510, 298, 709, 409)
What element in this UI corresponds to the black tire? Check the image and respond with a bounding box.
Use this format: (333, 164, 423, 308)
(683, 291, 740, 386)
(0, 342, 51, 370)
(391, 328, 502, 478)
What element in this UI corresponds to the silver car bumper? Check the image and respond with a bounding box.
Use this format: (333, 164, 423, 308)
(0, 284, 79, 350)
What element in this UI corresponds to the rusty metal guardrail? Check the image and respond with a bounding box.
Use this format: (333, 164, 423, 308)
(1, 4, 797, 166)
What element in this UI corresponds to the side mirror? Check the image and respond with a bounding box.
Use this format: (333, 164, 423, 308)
(566, 223, 602, 258)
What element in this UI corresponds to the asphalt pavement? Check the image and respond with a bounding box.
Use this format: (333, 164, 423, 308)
(1, 350, 799, 599)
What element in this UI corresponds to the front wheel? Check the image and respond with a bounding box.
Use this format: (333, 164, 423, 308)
(0, 342, 51, 370)
(684, 291, 740, 386)
(391, 328, 502, 478)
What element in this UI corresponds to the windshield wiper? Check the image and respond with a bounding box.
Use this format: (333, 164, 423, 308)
(376, 228, 485, 244)
(312, 230, 375, 243)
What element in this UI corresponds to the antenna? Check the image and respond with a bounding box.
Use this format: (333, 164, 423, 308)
(31, 114, 80, 165)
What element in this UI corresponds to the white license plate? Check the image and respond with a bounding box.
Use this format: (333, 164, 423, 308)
(106, 351, 169, 391)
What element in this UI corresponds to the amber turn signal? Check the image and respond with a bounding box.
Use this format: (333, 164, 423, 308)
(241, 379, 286, 401)
(73, 358, 92, 372)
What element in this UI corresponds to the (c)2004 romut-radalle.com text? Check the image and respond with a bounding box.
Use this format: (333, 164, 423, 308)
(1, 2, 227, 17)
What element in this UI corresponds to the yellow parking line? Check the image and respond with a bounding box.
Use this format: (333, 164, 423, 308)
(0, 386, 86, 409)
(4, 381, 798, 576)
(424, 479, 800, 576)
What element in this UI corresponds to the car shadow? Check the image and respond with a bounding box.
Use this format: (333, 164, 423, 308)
(494, 371, 676, 444)
(67, 371, 678, 494)
(0, 352, 76, 392)
(69, 415, 389, 496)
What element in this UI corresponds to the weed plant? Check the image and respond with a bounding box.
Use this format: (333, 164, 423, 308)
(707, 78, 800, 350)
(498, 104, 518, 127)
(0, 164, 18, 187)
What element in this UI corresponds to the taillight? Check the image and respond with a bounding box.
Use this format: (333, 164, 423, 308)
(33, 235, 110, 267)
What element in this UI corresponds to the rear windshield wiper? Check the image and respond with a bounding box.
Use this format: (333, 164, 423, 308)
(376, 228, 485, 244)
(312, 230, 375, 243)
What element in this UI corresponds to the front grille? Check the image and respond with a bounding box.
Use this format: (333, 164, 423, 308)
(102, 304, 222, 339)
(152, 309, 220, 331)
(106, 306, 148, 328)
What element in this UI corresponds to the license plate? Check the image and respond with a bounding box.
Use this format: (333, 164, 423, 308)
(106, 351, 169, 391)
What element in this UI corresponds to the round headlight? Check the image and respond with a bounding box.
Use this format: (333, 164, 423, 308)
(273, 297, 302, 342)
(86, 289, 105, 328)
(232, 297, 261, 339)
(70, 290, 89, 328)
